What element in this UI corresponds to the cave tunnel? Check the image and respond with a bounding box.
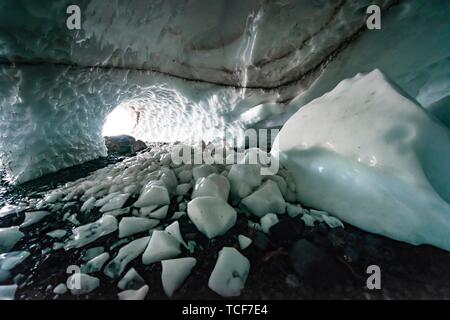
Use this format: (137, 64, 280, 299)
(0, 0, 449, 302)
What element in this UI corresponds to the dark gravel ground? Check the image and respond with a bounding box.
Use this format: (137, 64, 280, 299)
(1, 155, 450, 300)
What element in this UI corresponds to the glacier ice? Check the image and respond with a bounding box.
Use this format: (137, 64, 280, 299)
(82, 252, 110, 274)
(272, 70, 450, 251)
(118, 268, 146, 291)
(118, 217, 159, 238)
(192, 173, 230, 201)
(118, 285, 149, 300)
(65, 215, 118, 249)
(142, 230, 181, 265)
(241, 180, 286, 217)
(0, 227, 24, 253)
(67, 273, 100, 295)
(238, 235, 252, 250)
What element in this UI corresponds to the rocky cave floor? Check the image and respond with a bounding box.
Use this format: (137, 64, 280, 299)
(1, 150, 450, 300)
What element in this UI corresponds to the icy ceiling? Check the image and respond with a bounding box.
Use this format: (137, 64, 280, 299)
(0, 0, 449, 183)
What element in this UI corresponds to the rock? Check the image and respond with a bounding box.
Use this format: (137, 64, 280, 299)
(187, 196, 237, 239)
(104, 236, 150, 278)
(260, 213, 279, 234)
(252, 231, 271, 251)
(269, 218, 305, 243)
(133, 140, 147, 153)
(208, 247, 250, 297)
(192, 173, 230, 201)
(105, 135, 136, 155)
(238, 235, 252, 250)
(119, 217, 159, 238)
(161, 257, 197, 297)
(242, 180, 286, 217)
(142, 230, 181, 265)
(118, 285, 149, 300)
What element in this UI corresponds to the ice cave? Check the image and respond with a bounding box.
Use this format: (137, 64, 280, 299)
(0, 0, 449, 301)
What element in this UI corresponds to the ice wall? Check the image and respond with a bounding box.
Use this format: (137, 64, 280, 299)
(272, 70, 450, 251)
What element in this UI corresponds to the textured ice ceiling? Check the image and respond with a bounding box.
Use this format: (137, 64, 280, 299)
(0, 0, 449, 183)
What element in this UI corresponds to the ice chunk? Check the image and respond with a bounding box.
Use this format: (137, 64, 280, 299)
(53, 283, 68, 295)
(99, 193, 130, 212)
(241, 180, 286, 217)
(238, 235, 252, 250)
(228, 164, 262, 201)
(102, 207, 130, 217)
(118, 285, 149, 300)
(272, 70, 450, 250)
(187, 196, 237, 239)
(260, 213, 279, 234)
(44, 192, 63, 203)
(0, 227, 24, 253)
(65, 215, 118, 249)
(67, 273, 100, 295)
(165, 221, 187, 248)
(192, 164, 217, 181)
(104, 236, 150, 278)
(0, 284, 17, 300)
(119, 217, 159, 238)
(322, 214, 344, 229)
(82, 247, 104, 261)
(142, 230, 181, 265)
(175, 183, 191, 196)
(0, 205, 23, 218)
(148, 205, 169, 219)
(208, 247, 250, 297)
(46, 229, 67, 239)
(134, 181, 170, 208)
(178, 170, 193, 184)
(139, 205, 158, 217)
(20, 211, 51, 228)
(161, 257, 196, 297)
(118, 267, 146, 290)
(0, 251, 30, 271)
(192, 173, 230, 201)
(286, 203, 304, 218)
(82, 252, 110, 274)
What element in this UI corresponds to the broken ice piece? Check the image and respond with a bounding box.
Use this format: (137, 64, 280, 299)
(100, 193, 130, 213)
(238, 235, 252, 250)
(134, 181, 170, 208)
(104, 236, 150, 279)
(118, 267, 146, 290)
(46, 229, 67, 239)
(142, 230, 181, 265)
(117, 285, 149, 300)
(322, 214, 344, 229)
(187, 196, 237, 239)
(67, 273, 100, 295)
(0, 227, 24, 253)
(260, 213, 279, 234)
(148, 205, 168, 219)
(161, 257, 197, 297)
(80, 197, 96, 212)
(65, 215, 118, 249)
(53, 283, 68, 295)
(0, 284, 17, 300)
(0, 205, 23, 218)
(165, 221, 187, 248)
(0, 251, 30, 271)
(171, 211, 185, 220)
(82, 252, 110, 274)
(20, 211, 51, 228)
(192, 173, 230, 201)
(208, 247, 250, 297)
(286, 203, 304, 218)
(119, 217, 159, 238)
(83, 247, 104, 261)
(242, 180, 286, 217)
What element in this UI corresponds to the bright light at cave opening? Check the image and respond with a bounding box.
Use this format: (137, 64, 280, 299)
(103, 106, 136, 136)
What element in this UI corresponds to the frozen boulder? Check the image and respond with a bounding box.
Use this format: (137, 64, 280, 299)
(142, 230, 181, 265)
(192, 173, 230, 201)
(161, 257, 197, 297)
(119, 217, 159, 238)
(241, 180, 286, 217)
(134, 180, 170, 208)
(208, 247, 250, 297)
(272, 70, 450, 251)
(187, 196, 237, 239)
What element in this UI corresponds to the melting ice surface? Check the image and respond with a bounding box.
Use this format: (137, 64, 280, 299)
(272, 70, 450, 251)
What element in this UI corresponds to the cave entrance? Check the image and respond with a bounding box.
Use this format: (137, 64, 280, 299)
(102, 103, 138, 137)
